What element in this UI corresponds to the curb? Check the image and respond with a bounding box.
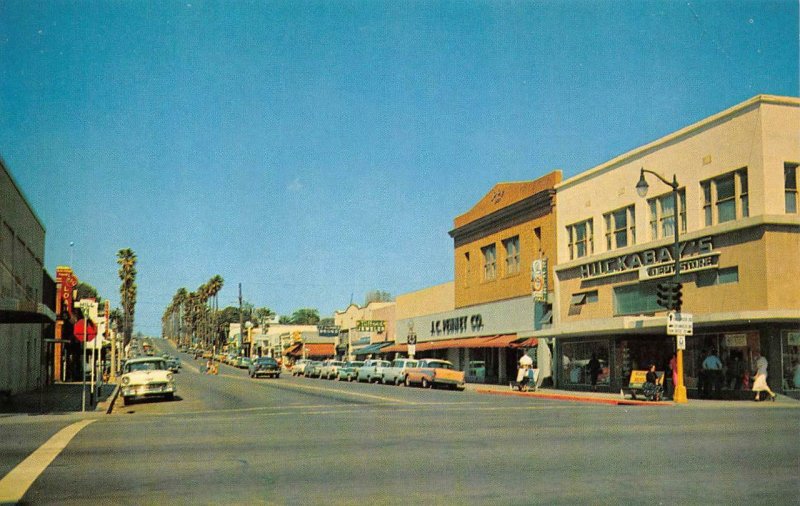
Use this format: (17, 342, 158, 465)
(96, 384, 120, 414)
(475, 388, 672, 407)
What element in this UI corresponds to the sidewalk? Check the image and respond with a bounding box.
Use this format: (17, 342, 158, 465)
(0, 382, 118, 416)
(467, 382, 800, 407)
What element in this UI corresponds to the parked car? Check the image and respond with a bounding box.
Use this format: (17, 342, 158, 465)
(249, 357, 281, 378)
(357, 359, 392, 383)
(405, 359, 465, 390)
(319, 360, 345, 380)
(166, 357, 181, 373)
(235, 356, 251, 369)
(120, 357, 176, 405)
(336, 361, 364, 381)
(382, 358, 418, 385)
(291, 359, 310, 376)
(304, 361, 324, 378)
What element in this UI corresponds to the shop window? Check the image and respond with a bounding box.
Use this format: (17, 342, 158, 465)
(786, 163, 798, 214)
(561, 340, 610, 387)
(567, 219, 593, 260)
(681, 332, 760, 392)
(463, 252, 470, 288)
(648, 190, 686, 240)
(782, 330, 800, 390)
(701, 168, 749, 226)
(503, 236, 520, 276)
(613, 282, 660, 315)
(604, 205, 635, 250)
(482, 244, 496, 281)
(696, 267, 739, 287)
(568, 291, 598, 316)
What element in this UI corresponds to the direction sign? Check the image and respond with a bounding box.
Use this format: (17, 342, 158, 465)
(74, 319, 97, 342)
(667, 312, 693, 336)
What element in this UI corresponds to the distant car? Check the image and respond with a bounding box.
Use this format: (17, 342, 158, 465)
(304, 361, 324, 378)
(357, 359, 392, 383)
(382, 358, 418, 385)
(291, 359, 310, 376)
(234, 356, 251, 369)
(319, 360, 345, 380)
(336, 361, 364, 381)
(166, 358, 181, 373)
(120, 357, 176, 405)
(249, 357, 281, 378)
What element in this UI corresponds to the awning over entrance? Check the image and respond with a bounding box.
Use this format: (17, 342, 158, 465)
(353, 342, 393, 356)
(381, 334, 533, 354)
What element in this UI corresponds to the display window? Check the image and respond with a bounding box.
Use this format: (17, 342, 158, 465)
(782, 330, 800, 391)
(561, 340, 610, 387)
(683, 331, 760, 390)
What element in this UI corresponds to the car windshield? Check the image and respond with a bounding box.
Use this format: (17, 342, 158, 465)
(257, 358, 276, 365)
(127, 361, 165, 372)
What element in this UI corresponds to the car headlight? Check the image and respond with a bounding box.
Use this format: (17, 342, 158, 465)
(121, 376, 130, 386)
(166, 373, 174, 381)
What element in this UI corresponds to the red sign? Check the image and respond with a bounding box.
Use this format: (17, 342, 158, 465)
(74, 319, 97, 342)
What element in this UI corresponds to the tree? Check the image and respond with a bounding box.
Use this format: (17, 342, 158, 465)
(365, 290, 394, 305)
(290, 308, 320, 325)
(117, 248, 137, 347)
(75, 282, 101, 303)
(278, 315, 291, 324)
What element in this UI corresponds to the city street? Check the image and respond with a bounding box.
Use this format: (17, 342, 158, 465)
(1, 344, 797, 505)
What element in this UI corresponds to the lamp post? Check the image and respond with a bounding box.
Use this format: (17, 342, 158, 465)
(636, 168, 688, 403)
(246, 321, 254, 358)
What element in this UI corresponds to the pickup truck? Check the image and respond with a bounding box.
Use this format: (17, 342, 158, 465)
(405, 359, 465, 391)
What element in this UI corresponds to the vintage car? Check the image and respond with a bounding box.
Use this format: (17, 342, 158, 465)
(405, 359, 465, 390)
(381, 358, 418, 385)
(319, 360, 345, 380)
(235, 356, 251, 369)
(357, 359, 392, 383)
(304, 361, 324, 378)
(336, 361, 364, 381)
(120, 357, 176, 405)
(291, 359, 310, 376)
(249, 357, 281, 378)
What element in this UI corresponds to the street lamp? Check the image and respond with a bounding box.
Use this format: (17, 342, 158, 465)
(636, 168, 688, 403)
(245, 321, 254, 358)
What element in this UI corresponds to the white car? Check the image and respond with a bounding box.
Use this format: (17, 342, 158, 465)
(120, 357, 176, 405)
(382, 358, 419, 385)
(319, 360, 345, 380)
(291, 359, 310, 376)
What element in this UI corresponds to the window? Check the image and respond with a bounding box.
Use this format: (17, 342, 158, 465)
(568, 290, 598, 316)
(648, 190, 686, 240)
(503, 236, 520, 276)
(567, 219, 593, 260)
(604, 205, 635, 250)
(463, 252, 470, 287)
(482, 244, 496, 281)
(701, 168, 749, 226)
(614, 282, 661, 315)
(561, 340, 610, 387)
(786, 163, 798, 214)
(697, 267, 739, 287)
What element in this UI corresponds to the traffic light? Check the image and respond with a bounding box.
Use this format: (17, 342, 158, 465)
(672, 282, 683, 311)
(656, 282, 675, 310)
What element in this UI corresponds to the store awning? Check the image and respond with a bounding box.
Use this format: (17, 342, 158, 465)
(353, 342, 393, 356)
(381, 334, 527, 353)
(285, 343, 336, 358)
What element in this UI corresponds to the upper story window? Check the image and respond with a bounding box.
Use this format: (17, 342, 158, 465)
(482, 244, 496, 281)
(604, 205, 635, 250)
(503, 236, 520, 276)
(648, 189, 686, 240)
(567, 219, 593, 260)
(701, 168, 749, 226)
(786, 163, 798, 214)
(463, 252, 471, 287)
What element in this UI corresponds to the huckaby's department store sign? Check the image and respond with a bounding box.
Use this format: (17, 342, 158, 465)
(579, 236, 719, 281)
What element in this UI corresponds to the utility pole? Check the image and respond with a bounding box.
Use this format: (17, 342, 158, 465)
(238, 283, 243, 355)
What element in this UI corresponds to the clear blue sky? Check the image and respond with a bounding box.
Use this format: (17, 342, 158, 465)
(2, 1, 797, 336)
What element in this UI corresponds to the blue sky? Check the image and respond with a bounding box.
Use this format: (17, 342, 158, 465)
(2, 1, 797, 335)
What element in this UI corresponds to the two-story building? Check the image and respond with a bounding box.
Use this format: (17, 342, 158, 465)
(550, 95, 799, 398)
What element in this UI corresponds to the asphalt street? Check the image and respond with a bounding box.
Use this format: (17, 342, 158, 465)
(1, 342, 798, 505)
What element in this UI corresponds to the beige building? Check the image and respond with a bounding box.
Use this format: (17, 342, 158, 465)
(333, 301, 396, 359)
(550, 95, 799, 398)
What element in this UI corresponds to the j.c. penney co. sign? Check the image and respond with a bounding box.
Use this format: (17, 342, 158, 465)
(580, 236, 719, 281)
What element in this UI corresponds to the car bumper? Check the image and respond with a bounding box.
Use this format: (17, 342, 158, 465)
(252, 369, 280, 376)
(122, 383, 175, 398)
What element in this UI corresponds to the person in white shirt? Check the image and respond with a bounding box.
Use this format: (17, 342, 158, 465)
(752, 353, 776, 402)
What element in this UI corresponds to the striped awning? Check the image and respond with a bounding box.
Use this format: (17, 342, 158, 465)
(382, 334, 530, 353)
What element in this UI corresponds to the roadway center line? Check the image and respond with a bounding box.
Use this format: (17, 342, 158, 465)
(0, 419, 95, 504)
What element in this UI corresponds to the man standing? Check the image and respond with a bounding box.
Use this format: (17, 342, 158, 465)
(702, 349, 724, 399)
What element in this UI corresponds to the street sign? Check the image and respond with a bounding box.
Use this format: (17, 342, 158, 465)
(74, 319, 97, 342)
(676, 335, 686, 350)
(667, 312, 693, 336)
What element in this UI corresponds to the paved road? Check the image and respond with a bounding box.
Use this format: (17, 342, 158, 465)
(2, 341, 798, 504)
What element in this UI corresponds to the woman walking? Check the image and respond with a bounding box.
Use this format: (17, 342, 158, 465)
(752, 352, 777, 402)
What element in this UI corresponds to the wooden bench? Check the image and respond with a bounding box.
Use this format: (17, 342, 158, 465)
(621, 370, 664, 400)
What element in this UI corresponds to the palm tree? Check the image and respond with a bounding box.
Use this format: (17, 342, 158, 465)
(173, 287, 188, 346)
(117, 248, 137, 348)
(206, 275, 224, 348)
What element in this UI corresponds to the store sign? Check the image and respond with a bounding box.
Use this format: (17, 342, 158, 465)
(356, 320, 385, 332)
(532, 258, 548, 301)
(724, 333, 748, 347)
(580, 236, 715, 280)
(317, 325, 341, 337)
(430, 314, 483, 336)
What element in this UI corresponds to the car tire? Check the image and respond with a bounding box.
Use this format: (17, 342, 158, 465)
(395, 377, 401, 386)
(404, 376, 411, 387)
(122, 396, 131, 406)
(422, 378, 430, 388)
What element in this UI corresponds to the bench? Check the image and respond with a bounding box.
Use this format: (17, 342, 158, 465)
(621, 370, 664, 401)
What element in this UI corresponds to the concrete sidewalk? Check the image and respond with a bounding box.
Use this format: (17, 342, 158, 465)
(0, 382, 118, 416)
(467, 382, 800, 407)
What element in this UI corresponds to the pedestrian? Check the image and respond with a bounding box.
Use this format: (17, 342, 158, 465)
(642, 364, 663, 401)
(752, 352, 777, 402)
(702, 350, 723, 399)
(669, 353, 678, 400)
(588, 353, 601, 391)
(206, 359, 213, 374)
(726, 353, 744, 391)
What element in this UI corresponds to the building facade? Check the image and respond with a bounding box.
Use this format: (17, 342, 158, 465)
(0, 158, 56, 395)
(550, 95, 800, 398)
(333, 301, 395, 359)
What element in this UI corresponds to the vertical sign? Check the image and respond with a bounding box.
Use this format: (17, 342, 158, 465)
(532, 258, 548, 301)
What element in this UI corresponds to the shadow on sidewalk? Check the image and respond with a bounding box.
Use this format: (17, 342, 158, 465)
(0, 382, 115, 415)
